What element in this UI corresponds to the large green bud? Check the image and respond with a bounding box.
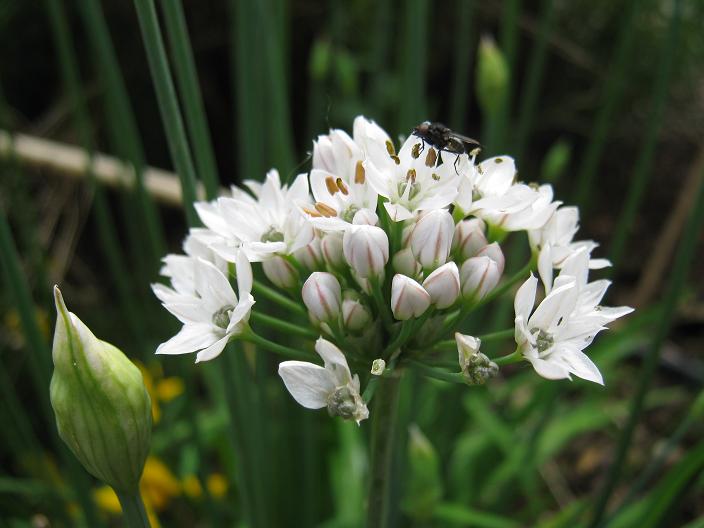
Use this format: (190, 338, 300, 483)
(50, 286, 151, 493)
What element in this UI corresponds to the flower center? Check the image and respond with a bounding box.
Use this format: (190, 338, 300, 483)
(326, 386, 358, 420)
(212, 305, 234, 329)
(261, 227, 284, 243)
(341, 205, 359, 223)
(532, 328, 554, 353)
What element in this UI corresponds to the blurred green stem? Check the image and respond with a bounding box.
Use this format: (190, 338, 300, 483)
(117, 491, 151, 528)
(367, 369, 403, 528)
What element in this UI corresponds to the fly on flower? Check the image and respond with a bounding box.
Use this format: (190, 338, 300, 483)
(412, 121, 482, 172)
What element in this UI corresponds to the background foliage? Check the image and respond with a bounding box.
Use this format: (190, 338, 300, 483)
(1, 0, 703, 526)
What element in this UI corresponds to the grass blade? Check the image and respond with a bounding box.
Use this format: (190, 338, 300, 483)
(397, 0, 429, 133)
(160, 0, 220, 198)
(448, 1, 476, 132)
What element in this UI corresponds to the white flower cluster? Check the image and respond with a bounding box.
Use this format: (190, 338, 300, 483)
(152, 116, 632, 423)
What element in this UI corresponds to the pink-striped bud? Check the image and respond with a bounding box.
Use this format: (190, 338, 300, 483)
(262, 256, 299, 289)
(409, 209, 455, 270)
(321, 232, 345, 269)
(392, 248, 421, 277)
(452, 218, 488, 260)
(460, 256, 502, 301)
(422, 262, 460, 309)
(343, 225, 389, 278)
(302, 272, 341, 322)
(390, 274, 430, 320)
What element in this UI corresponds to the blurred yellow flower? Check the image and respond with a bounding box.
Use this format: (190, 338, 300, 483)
(136, 361, 184, 423)
(94, 456, 181, 527)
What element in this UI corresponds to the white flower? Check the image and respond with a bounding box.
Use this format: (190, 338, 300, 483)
(152, 252, 254, 363)
(343, 224, 389, 278)
(391, 274, 431, 320)
(409, 209, 455, 270)
(513, 261, 631, 385)
(422, 262, 460, 309)
(305, 128, 378, 230)
(195, 169, 314, 262)
(302, 272, 342, 323)
(364, 134, 463, 221)
(278, 338, 368, 424)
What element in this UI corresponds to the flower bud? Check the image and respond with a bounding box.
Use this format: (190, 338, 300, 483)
(293, 237, 324, 271)
(371, 359, 386, 376)
(343, 225, 389, 278)
(476, 242, 505, 274)
(342, 292, 372, 332)
(476, 35, 508, 118)
(352, 208, 379, 226)
(393, 248, 421, 277)
(262, 256, 299, 289)
(391, 274, 431, 320)
(460, 256, 502, 301)
(409, 209, 454, 270)
(452, 218, 488, 260)
(50, 287, 151, 493)
(321, 232, 345, 269)
(302, 272, 341, 322)
(422, 262, 460, 309)
(456, 333, 498, 385)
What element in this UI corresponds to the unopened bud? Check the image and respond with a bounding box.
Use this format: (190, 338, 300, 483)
(460, 256, 502, 301)
(422, 262, 460, 309)
(343, 225, 389, 278)
(456, 333, 498, 384)
(342, 292, 372, 332)
(352, 208, 379, 226)
(391, 274, 431, 320)
(371, 359, 386, 376)
(409, 209, 454, 270)
(476, 35, 508, 118)
(293, 237, 324, 271)
(262, 256, 299, 289)
(393, 247, 421, 277)
(321, 232, 345, 269)
(50, 287, 151, 493)
(452, 218, 488, 260)
(302, 272, 342, 322)
(476, 242, 505, 275)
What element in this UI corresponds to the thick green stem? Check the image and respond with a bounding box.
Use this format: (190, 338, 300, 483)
(117, 490, 151, 528)
(366, 370, 404, 528)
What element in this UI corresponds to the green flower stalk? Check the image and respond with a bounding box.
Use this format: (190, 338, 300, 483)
(50, 286, 152, 495)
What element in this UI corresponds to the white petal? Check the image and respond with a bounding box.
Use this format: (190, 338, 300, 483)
(530, 277, 577, 331)
(278, 361, 335, 409)
(528, 356, 571, 380)
(514, 274, 538, 323)
(235, 251, 253, 295)
(156, 324, 219, 356)
(315, 337, 352, 386)
(383, 202, 414, 222)
(554, 345, 604, 385)
(195, 335, 230, 363)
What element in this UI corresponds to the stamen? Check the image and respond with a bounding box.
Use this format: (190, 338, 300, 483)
(406, 168, 417, 184)
(385, 140, 396, 156)
(411, 143, 421, 159)
(391, 155, 400, 165)
(336, 178, 349, 195)
(425, 148, 437, 167)
(495, 157, 503, 164)
(432, 173, 440, 181)
(354, 161, 366, 184)
(315, 202, 338, 217)
(303, 207, 322, 218)
(325, 176, 338, 195)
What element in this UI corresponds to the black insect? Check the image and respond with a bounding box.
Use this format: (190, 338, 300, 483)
(411, 121, 482, 172)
